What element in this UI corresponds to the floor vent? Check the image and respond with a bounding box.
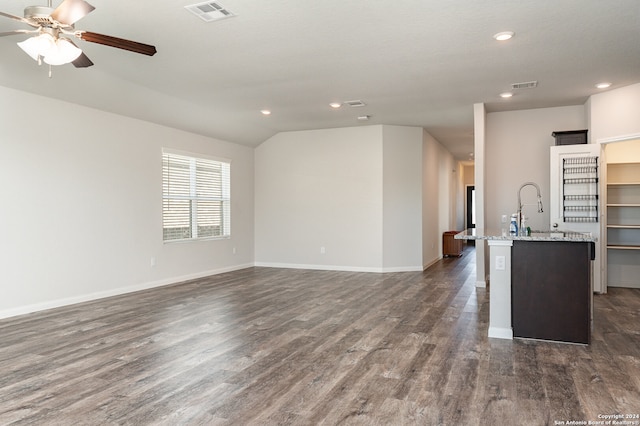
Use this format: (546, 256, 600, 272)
(185, 1, 235, 22)
(511, 81, 538, 90)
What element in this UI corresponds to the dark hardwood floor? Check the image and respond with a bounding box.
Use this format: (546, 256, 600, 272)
(1, 245, 639, 425)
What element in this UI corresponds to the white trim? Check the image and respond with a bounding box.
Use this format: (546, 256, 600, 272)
(597, 133, 640, 145)
(254, 262, 423, 274)
(423, 256, 441, 270)
(384, 265, 425, 273)
(0, 263, 254, 320)
(488, 326, 513, 340)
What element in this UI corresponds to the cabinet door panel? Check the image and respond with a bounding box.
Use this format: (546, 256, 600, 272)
(512, 241, 591, 344)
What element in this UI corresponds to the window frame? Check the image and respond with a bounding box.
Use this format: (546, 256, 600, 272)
(162, 148, 231, 243)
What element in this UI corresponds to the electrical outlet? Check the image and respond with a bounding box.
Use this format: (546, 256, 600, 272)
(495, 255, 505, 271)
(150, 257, 156, 267)
(232, 247, 237, 255)
(320, 246, 326, 254)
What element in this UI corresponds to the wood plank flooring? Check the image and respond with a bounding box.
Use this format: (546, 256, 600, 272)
(1, 245, 639, 425)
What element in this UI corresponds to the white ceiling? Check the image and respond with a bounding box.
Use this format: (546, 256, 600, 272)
(1, 0, 639, 160)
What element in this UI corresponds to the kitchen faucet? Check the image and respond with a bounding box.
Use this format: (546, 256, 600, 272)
(517, 181, 544, 234)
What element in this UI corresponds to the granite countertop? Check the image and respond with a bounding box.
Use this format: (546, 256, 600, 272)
(455, 228, 597, 242)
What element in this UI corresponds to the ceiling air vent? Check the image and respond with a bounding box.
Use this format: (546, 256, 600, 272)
(185, 1, 235, 22)
(511, 81, 538, 90)
(344, 100, 366, 107)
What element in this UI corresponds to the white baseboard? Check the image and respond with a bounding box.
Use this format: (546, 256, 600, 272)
(254, 262, 423, 273)
(423, 256, 441, 270)
(488, 326, 513, 340)
(0, 263, 254, 320)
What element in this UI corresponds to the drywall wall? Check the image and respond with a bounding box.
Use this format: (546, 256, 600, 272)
(382, 126, 423, 270)
(473, 103, 487, 287)
(421, 130, 457, 268)
(463, 165, 475, 187)
(0, 86, 254, 318)
(254, 126, 385, 270)
(485, 105, 586, 232)
(254, 125, 437, 272)
(590, 83, 640, 143)
(605, 139, 640, 163)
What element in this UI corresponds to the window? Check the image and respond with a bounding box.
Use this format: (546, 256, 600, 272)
(162, 150, 230, 241)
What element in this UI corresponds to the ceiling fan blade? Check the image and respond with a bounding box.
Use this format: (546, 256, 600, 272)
(72, 52, 94, 68)
(78, 31, 157, 56)
(0, 29, 32, 37)
(0, 10, 31, 24)
(50, 0, 95, 26)
(65, 39, 93, 67)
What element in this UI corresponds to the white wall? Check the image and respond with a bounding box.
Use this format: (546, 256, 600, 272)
(422, 130, 457, 268)
(382, 126, 423, 270)
(254, 126, 385, 271)
(0, 86, 254, 318)
(485, 105, 586, 232)
(590, 83, 640, 143)
(605, 139, 640, 163)
(254, 125, 438, 272)
(473, 103, 487, 287)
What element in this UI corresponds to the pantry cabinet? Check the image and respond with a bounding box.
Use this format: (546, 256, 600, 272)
(605, 162, 640, 288)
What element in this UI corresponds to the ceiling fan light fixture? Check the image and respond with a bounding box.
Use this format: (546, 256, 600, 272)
(43, 38, 82, 65)
(17, 33, 55, 61)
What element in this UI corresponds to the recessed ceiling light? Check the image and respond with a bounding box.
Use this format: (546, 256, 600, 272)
(329, 102, 342, 109)
(357, 115, 370, 121)
(595, 82, 611, 89)
(493, 31, 514, 41)
(260, 109, 271, 115)
(500, 92, 513, 98)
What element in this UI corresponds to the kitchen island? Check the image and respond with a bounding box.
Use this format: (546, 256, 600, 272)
(456, 229, 596, 344)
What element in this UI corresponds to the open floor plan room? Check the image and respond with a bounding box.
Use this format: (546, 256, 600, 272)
(1, 247, 639, 424)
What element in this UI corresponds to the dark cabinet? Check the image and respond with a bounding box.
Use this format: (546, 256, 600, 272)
(511, 241, 592, 344)
(443, 231, 462, 257)
(552, 129, 588, 145)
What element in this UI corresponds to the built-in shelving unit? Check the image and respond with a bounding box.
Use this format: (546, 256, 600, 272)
(605, 162, 640, 288)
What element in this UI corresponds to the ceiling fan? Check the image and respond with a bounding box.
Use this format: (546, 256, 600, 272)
(0, 0, 156, 69)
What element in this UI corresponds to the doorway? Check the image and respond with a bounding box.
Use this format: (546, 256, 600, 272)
(466, 185, 475, 245)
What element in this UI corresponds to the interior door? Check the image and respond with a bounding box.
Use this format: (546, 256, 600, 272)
(550, 143, 603, 293)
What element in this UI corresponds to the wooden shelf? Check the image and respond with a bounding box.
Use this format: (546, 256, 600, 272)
(605, 162, 640, 288)
(607, 245, 640, 250)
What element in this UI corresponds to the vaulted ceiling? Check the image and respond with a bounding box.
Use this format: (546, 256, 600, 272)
(1, 0, 639, 160)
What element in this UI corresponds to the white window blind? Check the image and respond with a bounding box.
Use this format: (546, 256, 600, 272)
(162, 150, 230, 241)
